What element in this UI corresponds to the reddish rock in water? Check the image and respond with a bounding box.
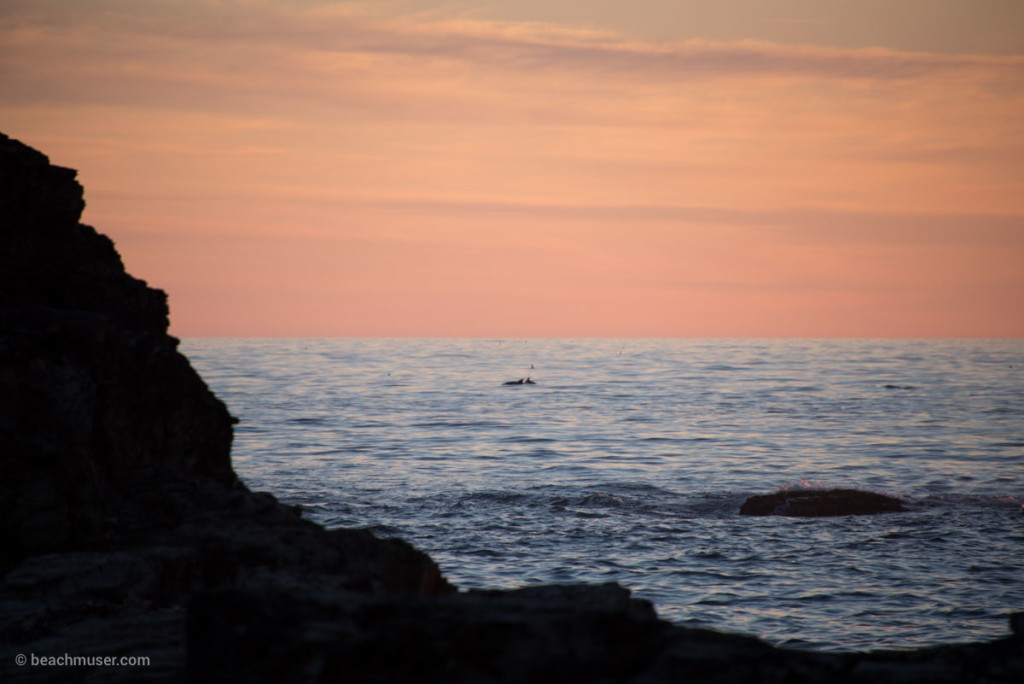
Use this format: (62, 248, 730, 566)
(740, 488, 906, 516)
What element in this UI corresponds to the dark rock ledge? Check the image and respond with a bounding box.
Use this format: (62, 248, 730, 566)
(1, 131, 1020, 683)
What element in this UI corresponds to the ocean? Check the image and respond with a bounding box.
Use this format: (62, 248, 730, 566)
(181, 338, 1024, 651)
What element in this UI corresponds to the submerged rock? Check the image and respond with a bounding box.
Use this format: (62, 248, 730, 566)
(740, 488, 906, 517)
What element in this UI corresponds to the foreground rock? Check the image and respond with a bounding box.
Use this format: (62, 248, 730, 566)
(1, 132, 1020, 683)
(187, 585, 1023, 683)
(740, 488, 906, 517)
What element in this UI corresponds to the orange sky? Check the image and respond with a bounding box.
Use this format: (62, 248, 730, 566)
(3, 0, 1023, 337)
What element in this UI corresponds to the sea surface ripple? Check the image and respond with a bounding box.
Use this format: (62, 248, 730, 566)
(183, 338, 1024, 651)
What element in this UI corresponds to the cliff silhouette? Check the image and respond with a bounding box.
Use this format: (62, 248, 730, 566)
(1, 131, 1020, 682)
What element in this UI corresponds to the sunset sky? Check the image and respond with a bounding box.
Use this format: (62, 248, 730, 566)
(3, 0, 1023, 337)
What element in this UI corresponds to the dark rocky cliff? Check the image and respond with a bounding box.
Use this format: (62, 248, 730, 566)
(0, 132, 450, 682)
(0, 131, 236, 561)
(1, 132, 1020, 683)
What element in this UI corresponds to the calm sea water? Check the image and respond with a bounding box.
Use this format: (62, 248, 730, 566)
(182, 338, 1024, 651)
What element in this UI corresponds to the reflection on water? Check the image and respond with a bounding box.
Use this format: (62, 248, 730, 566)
(184, 338, 1024, 651)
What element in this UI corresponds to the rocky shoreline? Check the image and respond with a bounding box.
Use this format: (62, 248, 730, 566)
(1, 131, 1020, 682)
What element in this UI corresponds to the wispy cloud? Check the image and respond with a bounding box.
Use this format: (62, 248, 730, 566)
(3, 1, 1023, 111)
(365, 17, 1024, 81)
